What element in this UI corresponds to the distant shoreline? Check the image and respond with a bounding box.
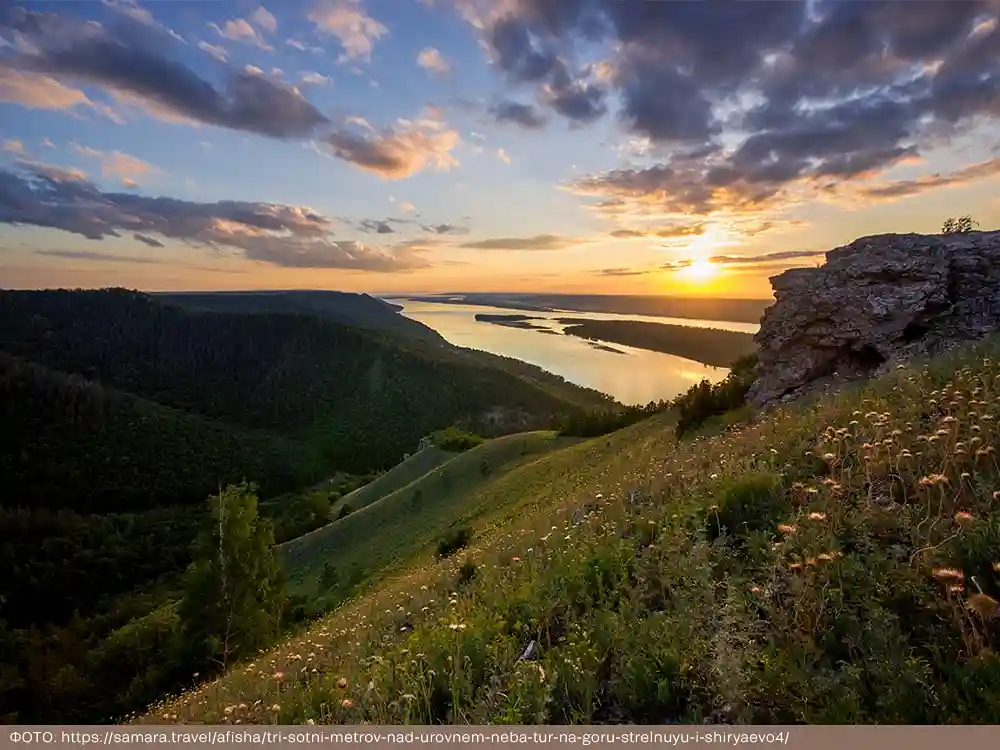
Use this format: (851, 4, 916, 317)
(398, 293, 770, 325)
(470, 311, 757, 368)
(560, 319, 756, 368)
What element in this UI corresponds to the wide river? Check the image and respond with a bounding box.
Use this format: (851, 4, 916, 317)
(386, 298, 761, 406)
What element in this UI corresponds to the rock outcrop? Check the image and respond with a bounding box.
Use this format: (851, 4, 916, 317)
(748, 230, 1000, 407)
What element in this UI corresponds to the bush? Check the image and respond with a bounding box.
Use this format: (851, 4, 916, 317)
(558, 400, 671, 438)
(706, 472, 787, 542)
(436, 526, 471, 558)
(942, 215, 979, 234)
(674, 353, 757, 438)
(430, 427, 485, 451)
(336, 503, 354, 520)
(456, 561, 477, 587)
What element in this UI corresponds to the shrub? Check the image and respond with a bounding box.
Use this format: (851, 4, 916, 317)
(436, 526, 471, 558)
(706, 472, 787, 542)
(558, 400, 671, 438)
(456, 561, 477, 587)
(336, 503, 354, 520)
(942, 215, 979, 234)
(674, 353, 758, 438)
(430, 427, 485, 452)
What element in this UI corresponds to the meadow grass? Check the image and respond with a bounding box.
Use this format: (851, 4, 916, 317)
(327, 447, 457, 518)
(141, 336, 1000, 725)
(278, 431, 581, 601)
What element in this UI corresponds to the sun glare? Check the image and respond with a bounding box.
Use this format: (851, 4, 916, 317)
(680, 259, 719, 282)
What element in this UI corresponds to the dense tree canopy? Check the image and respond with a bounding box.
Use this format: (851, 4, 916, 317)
(0, 287, 609, 724)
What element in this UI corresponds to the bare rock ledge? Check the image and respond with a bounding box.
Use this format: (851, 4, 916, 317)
(747, 230, 1000, 407)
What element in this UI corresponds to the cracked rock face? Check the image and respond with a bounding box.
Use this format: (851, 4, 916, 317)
(747, 231, 1000, 407)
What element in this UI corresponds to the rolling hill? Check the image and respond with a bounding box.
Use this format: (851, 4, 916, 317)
(139, 334, 1000, 725)
(0, 286, 619, 725)
(279, 431, 581, 613)
(155, 290, 446, 346)
(0, 287, 615, 507)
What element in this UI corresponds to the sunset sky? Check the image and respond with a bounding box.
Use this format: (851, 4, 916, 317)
(2, 0, 1000, 299)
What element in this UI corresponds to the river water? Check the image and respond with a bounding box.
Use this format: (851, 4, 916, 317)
(386, 298, 760, 406)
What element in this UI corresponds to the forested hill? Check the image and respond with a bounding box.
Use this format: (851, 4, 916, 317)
(0, 288, 611, 512)
(155, 290, 445, 346)
(0, 287, 618, 723)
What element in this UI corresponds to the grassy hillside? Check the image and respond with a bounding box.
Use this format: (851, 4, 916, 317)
(142, 335, 1000, 725)
(280, 432, 579, 613)
(328, 447, 457, 518)
(0, 287, 618, 724)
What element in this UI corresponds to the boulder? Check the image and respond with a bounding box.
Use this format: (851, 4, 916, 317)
(748, 230, 1000, 407)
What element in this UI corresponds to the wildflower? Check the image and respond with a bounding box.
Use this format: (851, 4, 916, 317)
(306, 719, 316, 725)
(777, 524, 797, 534)
(789, 562, 803, 571)
(341, 699, 354, 709)
(955, 511, 974, 527)
(992, 562, 1000, 573)
(273, 671, 284, 681)
(224, 707, 234, 715)
(817, 553, 835, 563)
(337, 677, 349, 689)
(270, 704, 281, 713)
(750, 586, 761, 594)
(948, 584, 965, 594)
(932, 568, 964, 582)
(994, 492, 1000, 502)
(823, 453, 837, 462)
(808, 512, 827, 521)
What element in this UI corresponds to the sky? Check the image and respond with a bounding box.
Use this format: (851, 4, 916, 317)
(2, 0, 1000, 299)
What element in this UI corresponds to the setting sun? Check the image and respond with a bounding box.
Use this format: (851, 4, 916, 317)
(680, 259, 720, 282)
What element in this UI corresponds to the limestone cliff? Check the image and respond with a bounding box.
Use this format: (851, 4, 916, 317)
(748, 230, 1000, 407)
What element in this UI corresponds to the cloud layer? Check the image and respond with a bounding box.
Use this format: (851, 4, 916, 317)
(455, 0, 1000, 221)
(0, 161, 429, 271)
(0, 5, 459, 180)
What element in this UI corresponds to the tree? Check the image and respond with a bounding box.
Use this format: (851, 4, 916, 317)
(942, 215, 979, 234)
(177, 482, 284, 669)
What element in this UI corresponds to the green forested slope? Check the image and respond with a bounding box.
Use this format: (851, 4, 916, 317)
(0, 287, 618, 725)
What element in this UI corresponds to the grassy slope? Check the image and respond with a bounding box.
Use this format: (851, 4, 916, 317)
(279, 432, 580, 600)
(328, 447, 456, 518)
(142, 334, 1000, 725)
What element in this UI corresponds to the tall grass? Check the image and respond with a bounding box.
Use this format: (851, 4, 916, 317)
(140, 337, 1000, 725)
